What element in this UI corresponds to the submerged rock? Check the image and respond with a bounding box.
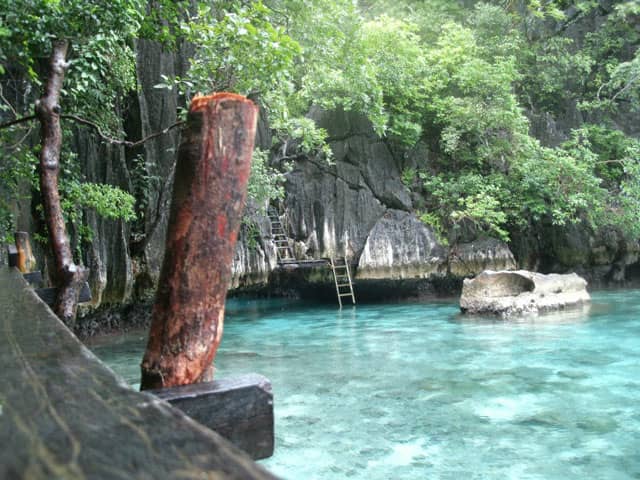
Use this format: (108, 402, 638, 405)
(460, 270, 590, 317)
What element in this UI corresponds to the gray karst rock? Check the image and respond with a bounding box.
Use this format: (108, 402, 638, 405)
(283, 108, 409, 260)
(448, 238, 517, 278)
(460, 270, 590, 317)
(8, 17, 640, 317)
(356, 210, 447, 280)
(230, 212, 276, 290)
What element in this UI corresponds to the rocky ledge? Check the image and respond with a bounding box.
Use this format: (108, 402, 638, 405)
(460, 270, 590, 317)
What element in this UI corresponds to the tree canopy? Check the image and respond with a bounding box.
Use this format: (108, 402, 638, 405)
(1, 0, 639, 254)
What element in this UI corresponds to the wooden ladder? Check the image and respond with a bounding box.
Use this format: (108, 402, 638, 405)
(268, 207, 294, 262)
(330, 256, 356, 308)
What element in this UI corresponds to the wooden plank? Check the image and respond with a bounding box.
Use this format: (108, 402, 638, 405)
(7, 244, 18, 268)
(0, 267, 278, 480)
(151, 374, 274, 460)
(35, 281, 92, 306)
(23, 271, 43, 287)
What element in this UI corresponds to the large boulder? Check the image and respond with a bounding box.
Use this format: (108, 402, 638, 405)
(448, 238, 517, 278)
(460, 270, 590, 317)
(357, 210, 447, 280)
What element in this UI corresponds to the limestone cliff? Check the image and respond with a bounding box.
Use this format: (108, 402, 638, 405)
(8, 35, 640, 313)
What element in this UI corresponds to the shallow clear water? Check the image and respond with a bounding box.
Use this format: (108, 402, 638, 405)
(90, 291, 640, 479)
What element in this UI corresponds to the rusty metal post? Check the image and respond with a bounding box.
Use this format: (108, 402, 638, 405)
(140, 93, 258, 390)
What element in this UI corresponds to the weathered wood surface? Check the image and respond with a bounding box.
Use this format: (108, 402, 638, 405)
(22, 270, 43, 287)
(0, 268, 278, 480)
(141, 93, 258, 389)
(35, 281, 92, 306)
(152, 374, 274, 460)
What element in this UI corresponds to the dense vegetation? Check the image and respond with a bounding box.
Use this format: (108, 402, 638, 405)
(1, 0, 639, 253)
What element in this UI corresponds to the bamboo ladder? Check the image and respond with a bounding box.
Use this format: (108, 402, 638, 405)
(330, 256, 356, 308)
(268, 207, 294, 262)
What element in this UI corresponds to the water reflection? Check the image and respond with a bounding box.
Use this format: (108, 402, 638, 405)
(454, 302, 592, 326)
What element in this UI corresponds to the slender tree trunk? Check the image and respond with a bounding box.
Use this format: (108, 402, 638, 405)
(36, 40, 87, 325)
(140, 93, 258, 390)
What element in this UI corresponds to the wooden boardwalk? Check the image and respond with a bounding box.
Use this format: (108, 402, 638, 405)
(0, 267, 277, 480)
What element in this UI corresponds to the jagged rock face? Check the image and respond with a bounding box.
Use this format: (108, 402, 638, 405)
(72, 132, 134, 306)
(357, 210, 447, 280)
(283, 108, 408, 259)
(49, 42, 637, 311)
(284, 158, 387, 259)
(448, 238, 517, 278)
(460, 270, 591, 317)
(522, 222, 640, 285)
(230, 213, 277, 290)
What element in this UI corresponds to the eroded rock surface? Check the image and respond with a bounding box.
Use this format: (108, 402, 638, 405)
(448, 238, 516, 278)
(357, 210, 447, 280)
(460, 270, 590, 317)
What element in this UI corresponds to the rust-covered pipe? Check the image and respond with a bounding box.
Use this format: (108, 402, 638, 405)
(140, 93, 258, 390)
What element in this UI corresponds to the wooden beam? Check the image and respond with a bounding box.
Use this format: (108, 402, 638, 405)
(0, 267, 277, 479)
(151, 374, 274, 460)
(23, 271, 43, 287)
(35, 282, 92, 306)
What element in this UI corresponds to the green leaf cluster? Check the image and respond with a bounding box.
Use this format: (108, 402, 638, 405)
(0, 0, 143, 244)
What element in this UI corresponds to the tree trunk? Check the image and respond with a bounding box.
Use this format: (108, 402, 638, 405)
(36, 40, 87, 326)
(140, 93, 258, 390)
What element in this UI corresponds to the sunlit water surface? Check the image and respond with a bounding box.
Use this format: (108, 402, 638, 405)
(90, 291, 640, 479)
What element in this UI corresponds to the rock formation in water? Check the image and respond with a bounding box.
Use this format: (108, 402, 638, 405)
(460, 270, 591, 317)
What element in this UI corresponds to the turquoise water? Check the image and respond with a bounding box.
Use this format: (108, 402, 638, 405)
(90, 291, 640, 479)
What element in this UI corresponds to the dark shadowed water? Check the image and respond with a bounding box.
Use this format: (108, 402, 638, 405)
(90, 291, 640, 479)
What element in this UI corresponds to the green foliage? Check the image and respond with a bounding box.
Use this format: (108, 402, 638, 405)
(242, 218, 262, 251)
(512, 136, 606, 228)
(519, 36, 594, 111)
(138, 0, 190, 46)
(247, 149, 286, 209)
(62, 183, 136, 223)
(57, 144, 136, 237)
(0, 137, 36, 242)
(401, 168, 417, 189)
(66, 31, 138, 133)
(617, 160, 640, 239)
(176, 1, 300, 97)
(417, 210, 448, 246)
(0, 0, 143, 247)
(271, 117, 332, 159)
(0, 0, 142, 86)
(3, 0, 640, 256)
(422, 172, 510, 241)
(400, 5, 528, 172)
